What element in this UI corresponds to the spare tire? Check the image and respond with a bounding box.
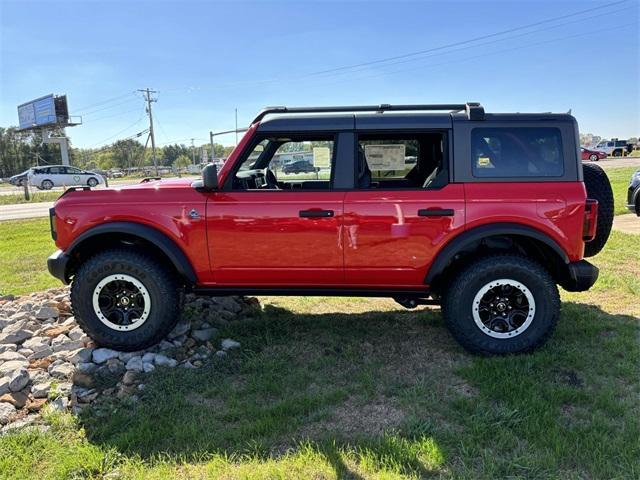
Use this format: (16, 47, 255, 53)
(582, 163, 614, 257)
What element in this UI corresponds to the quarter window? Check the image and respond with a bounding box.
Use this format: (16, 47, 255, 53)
(471, 127, 564, 178)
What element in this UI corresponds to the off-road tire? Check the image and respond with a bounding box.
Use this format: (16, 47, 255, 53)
(71, 249, 182, 351)
(442, 254, 559, 355)
(582, 163, 614, 257)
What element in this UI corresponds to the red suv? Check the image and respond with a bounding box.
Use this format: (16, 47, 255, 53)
(47, 103, 614, 355)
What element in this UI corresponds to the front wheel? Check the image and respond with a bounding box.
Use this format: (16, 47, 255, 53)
(41, 179, 54, 190)
(589, 154, 598, 161)
(87, 177, 99, 187)
(70, 249, 182, 351)
(442, 254, 559, 355)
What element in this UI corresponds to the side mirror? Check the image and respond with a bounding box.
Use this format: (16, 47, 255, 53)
(202, 163, 218, 191)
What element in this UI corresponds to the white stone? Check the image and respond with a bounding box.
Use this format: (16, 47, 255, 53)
(92, 348, 119, 364)
(0, 402, 16, 425)
(167, 320, 190, 339)
(191, 328, 218, 342)
(142, 362, 155, 373)
(76, 362, 97, 374)
(0, 329, 32, 344)
(8, 368, 29, 392)
(28, 347, 53, 361)
(125, 356, 143, 372)
(49, 396, 68, 412)
(221, 339, 241, 350)
(49, 362, 75, 380)
(0, 351, 27, 363)
(0, 360, 29, 376)
(22, 336, 51, 352)
(0, 345, 17, 354)
(141, 352, 156, 363)
(0, 377, 9, 396)
(154, 354, 177, 367)
(35, 306, 59, 320)
(66, 348, 93, 365)
(68, 326, 86, 341)
(31, 382, 51, 398)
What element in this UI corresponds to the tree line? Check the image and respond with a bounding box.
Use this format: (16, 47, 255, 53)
(0, 127, 234, 177)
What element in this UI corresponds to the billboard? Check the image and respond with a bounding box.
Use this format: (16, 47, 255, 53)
(18, 94, 69, 130)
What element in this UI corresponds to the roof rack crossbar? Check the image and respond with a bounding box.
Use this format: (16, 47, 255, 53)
(251, 102, 484, 123)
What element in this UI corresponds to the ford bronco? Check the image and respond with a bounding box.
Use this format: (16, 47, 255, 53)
(46, 103, 614, 355)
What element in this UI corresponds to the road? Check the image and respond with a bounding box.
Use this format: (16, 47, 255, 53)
(0, 201, 53, 221)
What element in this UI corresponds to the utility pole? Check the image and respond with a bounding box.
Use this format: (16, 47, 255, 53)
(138, 88, 158, 176)
(190, 138, 196, 165)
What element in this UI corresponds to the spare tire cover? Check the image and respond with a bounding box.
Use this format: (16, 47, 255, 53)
(582, 163, 614, 257)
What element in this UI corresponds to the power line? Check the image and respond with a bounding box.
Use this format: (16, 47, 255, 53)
(303, 4, 637, 79)
(74, 92, 137, 113)
(301, 0, 630, 78)
(88, 109, 146, 149)
(303, 21, 636, 88)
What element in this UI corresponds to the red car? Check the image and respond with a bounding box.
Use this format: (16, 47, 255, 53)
(47, 103, 614, 355)
(581, 147, 607, 161)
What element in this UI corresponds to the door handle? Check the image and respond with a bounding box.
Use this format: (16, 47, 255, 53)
(418, 208, 454, 217)
(299, 209, 334, 218)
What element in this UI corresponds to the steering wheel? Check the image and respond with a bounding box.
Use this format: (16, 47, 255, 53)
(264, 168, 280, 189)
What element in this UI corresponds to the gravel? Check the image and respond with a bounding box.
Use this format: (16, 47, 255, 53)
(0, 287, 255, 430)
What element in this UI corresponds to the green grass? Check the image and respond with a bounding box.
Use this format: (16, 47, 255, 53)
(605, 166, 636, 215)
(0, 190, 62, 206)
(0, 218, 58, 296)
(0, 227, 638, 479)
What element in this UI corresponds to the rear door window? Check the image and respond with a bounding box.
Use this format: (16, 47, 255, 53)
(471, 127, 564, 178)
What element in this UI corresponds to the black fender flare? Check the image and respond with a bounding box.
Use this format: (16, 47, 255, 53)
(67, 221, 197, 284)
(424, 223, 569, 284)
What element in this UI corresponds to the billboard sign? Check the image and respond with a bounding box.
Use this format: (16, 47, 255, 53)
(17, 94, 59, 130)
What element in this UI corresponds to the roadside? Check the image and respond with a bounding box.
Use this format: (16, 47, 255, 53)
(0, 202, 53, 221)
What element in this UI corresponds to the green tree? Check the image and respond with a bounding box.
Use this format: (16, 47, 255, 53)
(174, 154, 191, 169)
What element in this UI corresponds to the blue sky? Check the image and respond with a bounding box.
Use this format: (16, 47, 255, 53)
(1, 0, 638, 148)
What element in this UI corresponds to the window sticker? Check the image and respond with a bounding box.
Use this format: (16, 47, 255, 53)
(313, 146, 331, 167)
(364, 144, 406, 171)
(477, 156, 493, 168)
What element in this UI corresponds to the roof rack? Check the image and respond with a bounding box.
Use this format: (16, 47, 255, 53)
(251, 102, 484, 123)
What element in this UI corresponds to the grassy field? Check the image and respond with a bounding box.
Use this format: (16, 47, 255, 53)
(606, 166, 636, 215)
(0, 218, 58, 296)
(0, 190, 62, 206)
(0, 215, 638, 478)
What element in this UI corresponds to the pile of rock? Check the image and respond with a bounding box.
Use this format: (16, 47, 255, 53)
(0, 287, 258, 431)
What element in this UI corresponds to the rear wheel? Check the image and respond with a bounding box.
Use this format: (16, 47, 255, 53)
(582, 163, 614, 257)
(87, 177, 99, 187)
(71, 249, 182, 351)
(41, 179, 53, 190)
(589, 153, 598, 161)
(442, 254, 559, 355)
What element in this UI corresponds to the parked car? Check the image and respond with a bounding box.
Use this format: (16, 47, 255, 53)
(47, 102, 614, 355)
(29, 165, 104, 190)
(282, 160, 317, 174)
(109, 169, 124, 178)
(594, 139, 630, 157)
(581, 147, 607, 162)
(627, 169, 640, 216)
(9, 169, 31, 187)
